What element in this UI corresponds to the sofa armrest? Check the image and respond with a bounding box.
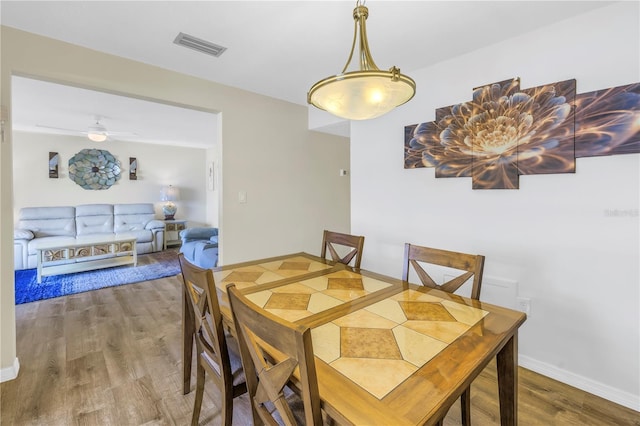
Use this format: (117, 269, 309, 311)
(14, 229, 35, 240)
(145, 219, 166, 230)
(180, 227, 218, 243)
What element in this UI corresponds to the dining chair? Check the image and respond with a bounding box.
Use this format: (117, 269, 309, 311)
(320, 229, 365, 269)
(402, 243, 485, 426)
(178, 254, 247, 426)
(227, 283, 324, 426)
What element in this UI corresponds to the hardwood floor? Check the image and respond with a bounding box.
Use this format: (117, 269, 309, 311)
(1, 273, 638, 425)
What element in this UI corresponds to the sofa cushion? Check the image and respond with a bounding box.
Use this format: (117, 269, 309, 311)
(180, 227, 218, 242)
(180, 240, 218, 269)
(76, 204, 114, 235)
(194, 244, 218, 269)
(114, 203, 155, 233)
(117, 229, 153, 244)
(18, 206, 76, 238)
(145, 219, 166, 230)
(14, 229, 34, 240)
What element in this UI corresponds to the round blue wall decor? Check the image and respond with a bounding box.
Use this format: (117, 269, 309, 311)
(68, 148, 121, 190)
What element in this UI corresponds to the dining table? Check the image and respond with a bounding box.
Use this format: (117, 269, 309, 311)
(182, 252, 527, 426)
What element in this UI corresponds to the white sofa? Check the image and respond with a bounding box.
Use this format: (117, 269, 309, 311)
(14, 203, 165, 270)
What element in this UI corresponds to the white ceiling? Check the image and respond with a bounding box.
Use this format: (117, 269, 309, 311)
(11, 76, 219, 148)
(2, 1, 614, 146)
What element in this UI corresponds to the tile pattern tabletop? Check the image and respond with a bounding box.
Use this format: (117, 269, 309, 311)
(213, 255, 333, 292)
(311, 288, 489, 399)
(244, 270, 394, 322)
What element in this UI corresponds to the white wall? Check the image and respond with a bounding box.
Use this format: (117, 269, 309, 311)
(351, 2, 639, 410)
(12, 131, 209, 226)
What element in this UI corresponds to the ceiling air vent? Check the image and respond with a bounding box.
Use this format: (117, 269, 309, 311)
(173, 32, 227, 58)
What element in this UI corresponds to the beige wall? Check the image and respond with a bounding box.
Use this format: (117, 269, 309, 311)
(0, 27, 350, 375)
(12, 131, 210, 226)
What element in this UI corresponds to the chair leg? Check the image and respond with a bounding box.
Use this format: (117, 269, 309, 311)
(221, 383, 233, 426)
(191, 362, 206, 426)
(460, 386, 471, 426)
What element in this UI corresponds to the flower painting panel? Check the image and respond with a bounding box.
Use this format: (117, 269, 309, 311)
(575, 83, 640, 157)
(435, 104, 473, 178)
(517, 80, 576, 175)
(404, 122, 440, 169)
(469, 79, 521, 189)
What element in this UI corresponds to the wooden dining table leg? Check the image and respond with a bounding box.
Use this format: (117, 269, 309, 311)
(496, 332, 518, 426)
(182, 287, 195, 394)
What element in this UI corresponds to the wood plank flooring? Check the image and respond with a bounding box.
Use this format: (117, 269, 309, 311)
(1, 269, 638, 425)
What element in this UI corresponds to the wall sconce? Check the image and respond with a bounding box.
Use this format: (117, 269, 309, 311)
(129, 157, 137, 180)
(49, 152, 59, 178)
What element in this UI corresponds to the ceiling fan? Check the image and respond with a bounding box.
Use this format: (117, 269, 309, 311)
(36, 116, 137, 142)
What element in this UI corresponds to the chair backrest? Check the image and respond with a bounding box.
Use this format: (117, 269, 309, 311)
(320, 230, 365, 269)
(228, 284, 323, 426)
(178, 254, 234, 389)
(402, 243, 485, 300)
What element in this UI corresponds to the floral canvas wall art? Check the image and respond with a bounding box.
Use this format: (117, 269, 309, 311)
(405, 79, 639, 189)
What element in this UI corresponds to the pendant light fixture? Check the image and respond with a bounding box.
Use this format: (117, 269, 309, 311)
(307, 1, 416, 120)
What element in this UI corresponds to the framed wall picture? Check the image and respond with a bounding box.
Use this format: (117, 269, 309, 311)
(49, 152, 59, 178)
(129, 157, 137, 180)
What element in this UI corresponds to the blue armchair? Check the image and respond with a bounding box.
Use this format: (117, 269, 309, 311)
(179, 227, 219, 269)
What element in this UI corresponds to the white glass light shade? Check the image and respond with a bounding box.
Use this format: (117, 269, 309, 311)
(308, 70, 416, 120)
(87, 132, 107, 142)
(87, 123, 108, 142)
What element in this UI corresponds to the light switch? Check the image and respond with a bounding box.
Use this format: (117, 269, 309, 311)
(339, 169, 349, 176)
(238, 191, 247, 203)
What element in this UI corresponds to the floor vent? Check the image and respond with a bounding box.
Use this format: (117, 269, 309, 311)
(173, 32, 227, 58)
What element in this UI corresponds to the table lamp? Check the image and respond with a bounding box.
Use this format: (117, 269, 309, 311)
(160, 185, 180, 220)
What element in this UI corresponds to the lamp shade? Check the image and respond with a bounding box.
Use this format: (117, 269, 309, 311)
(160, 185, 180, 202)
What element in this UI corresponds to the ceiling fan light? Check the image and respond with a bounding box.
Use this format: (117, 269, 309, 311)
(307, 2, 416, 120)
(87, 122, 108, 142)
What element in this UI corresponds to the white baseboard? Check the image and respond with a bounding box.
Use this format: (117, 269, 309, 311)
(0, 357, 20, 382)
(519, 355, 640, 412)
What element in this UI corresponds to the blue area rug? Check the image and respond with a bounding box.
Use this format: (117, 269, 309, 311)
(14, 250, 180, 304)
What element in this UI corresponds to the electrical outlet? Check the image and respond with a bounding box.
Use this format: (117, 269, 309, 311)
(516, 297, 531, 316)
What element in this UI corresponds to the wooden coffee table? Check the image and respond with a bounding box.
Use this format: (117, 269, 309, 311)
(31, 234, 138, 283)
